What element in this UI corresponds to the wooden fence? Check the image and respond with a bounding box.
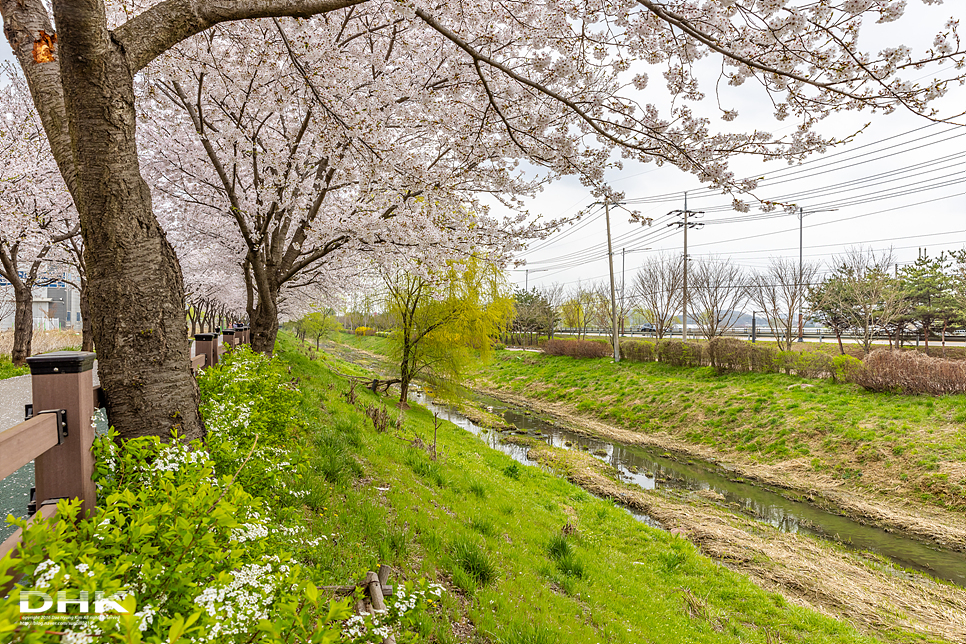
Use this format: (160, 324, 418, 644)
(0, 325, 250, 572)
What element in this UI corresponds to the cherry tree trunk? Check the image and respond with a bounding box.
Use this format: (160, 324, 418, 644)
(11, 282, 34, 366)
(53, 3, 203, 441)
(249, 291, 280, 356)
(79, 285, 93, 352)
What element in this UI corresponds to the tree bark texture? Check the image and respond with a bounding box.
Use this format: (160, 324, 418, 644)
(79, 284, 93, 352)
(28, 0, 202, 441)
(12, 282, 34, 367)
(249, 287, 280, 356)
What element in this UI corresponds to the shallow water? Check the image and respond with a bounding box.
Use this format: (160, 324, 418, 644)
(413, 389, 966, 588)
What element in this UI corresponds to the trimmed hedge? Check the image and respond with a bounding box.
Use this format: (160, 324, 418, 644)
(563, 336, 966, 396)
(544, 338, 611, 358)
(854, 350, 966, 395)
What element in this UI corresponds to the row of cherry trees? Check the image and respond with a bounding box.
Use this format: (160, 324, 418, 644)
(0, 70, 83, 365)
(1, 0, 963, 439)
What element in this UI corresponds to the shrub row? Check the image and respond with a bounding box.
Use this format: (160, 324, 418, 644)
(543, 338, 611, 358)
(854, 349, 966, 395)
(616, 338, 966, 395)
(619, 338, 866, 384)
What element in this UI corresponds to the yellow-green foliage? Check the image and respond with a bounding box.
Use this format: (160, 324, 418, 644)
(383, 257, 514, 398)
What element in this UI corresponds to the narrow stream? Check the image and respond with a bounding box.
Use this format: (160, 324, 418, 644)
(412, 389, 966, 588)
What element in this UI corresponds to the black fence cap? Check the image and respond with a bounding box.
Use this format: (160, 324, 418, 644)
(194, 333, 217, 340)
(26, 351, 96, 375)
(222, 329, 236, 335)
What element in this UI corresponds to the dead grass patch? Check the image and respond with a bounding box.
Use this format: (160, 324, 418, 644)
(0, 329, 82, 358)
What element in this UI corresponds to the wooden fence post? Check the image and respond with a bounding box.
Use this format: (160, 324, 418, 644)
(222, 328, 236, 349)
(194, 332, 218, 368)
(25, 351, 97, 517)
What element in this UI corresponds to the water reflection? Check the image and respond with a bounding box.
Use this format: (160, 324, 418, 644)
(413, 389, 966, 588)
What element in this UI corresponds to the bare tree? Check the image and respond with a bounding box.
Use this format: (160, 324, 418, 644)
(746, 258, 819, 351)
(690, 256, 746, 340)
(634, 252, 683, 339)
(830, 247, 906, 355)
(590, 281, 614, 332)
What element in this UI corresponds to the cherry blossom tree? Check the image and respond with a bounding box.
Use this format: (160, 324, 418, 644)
(0, 71, 78, 365)
(1, 0, 962, 439)
(139, 15, 545, 355)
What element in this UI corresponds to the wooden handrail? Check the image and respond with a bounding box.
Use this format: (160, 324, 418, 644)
(0, 414, 60, 481)
(191, 354, 206, 371)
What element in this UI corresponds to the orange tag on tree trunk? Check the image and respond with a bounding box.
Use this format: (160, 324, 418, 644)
(33, 30, 57, 63)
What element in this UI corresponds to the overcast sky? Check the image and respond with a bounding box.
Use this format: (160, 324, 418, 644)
(494, 2, 966, 294)
(3, 4, 963, 300)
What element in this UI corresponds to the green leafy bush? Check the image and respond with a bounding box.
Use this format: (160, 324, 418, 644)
(620, 340, 655, 363)
(774, 350, 797, 375)
(832, 354, 865, 383)
(198, 346, 307, 505)
(794, 351, 833, 379)
(748, 344, 778, 373)
(0, 432, 350, 643)
(1, 345, 442, 643)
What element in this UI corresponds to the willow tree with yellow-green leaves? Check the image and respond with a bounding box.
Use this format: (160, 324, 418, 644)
(383, 259, 513, 406)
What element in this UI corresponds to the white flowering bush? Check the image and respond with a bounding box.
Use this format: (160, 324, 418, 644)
(0, 349, 443, 643)
(0, 432, 351, 643)
(197, 347, 309, 505)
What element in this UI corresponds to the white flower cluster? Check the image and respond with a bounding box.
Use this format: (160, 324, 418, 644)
(341, 582, 445, 643)
(231, 522, 269, 542)
(192, 560, 280, 641)
(33, 559, 60, 587)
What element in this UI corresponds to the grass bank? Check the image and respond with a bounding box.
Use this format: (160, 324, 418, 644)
(282, 333, 918, 644)
(471, 348, 966, 544)
(336, 333, 966, 545)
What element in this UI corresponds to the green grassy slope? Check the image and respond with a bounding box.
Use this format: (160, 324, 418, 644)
(477, 349, 966, 511)
(280, 333, 895, 644)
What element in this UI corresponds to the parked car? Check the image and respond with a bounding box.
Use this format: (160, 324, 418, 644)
(634, 323, 656, 333)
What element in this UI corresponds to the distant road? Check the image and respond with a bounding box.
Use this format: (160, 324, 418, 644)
(559, 328, 966, 347)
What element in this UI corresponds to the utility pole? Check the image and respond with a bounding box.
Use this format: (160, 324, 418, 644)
(797, 206, 837, 342)
(667, 193, 704, 340)
(605, 202, 620, 361)
(600, 201, 652, 361)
